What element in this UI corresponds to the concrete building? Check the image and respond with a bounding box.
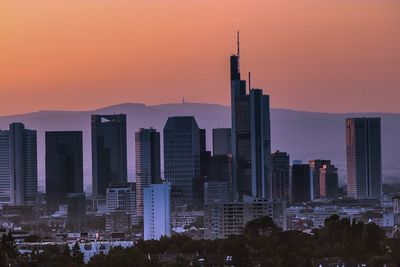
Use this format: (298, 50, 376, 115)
(204, 181, 230, 204)
(346, 118, 382, 199)
(106, 183, 137, 226)
(135, 128, 161, 221)
(143, 184, 171, 240)
(45, 131, 83, 208)
(319, 163, 339, 199)
(204, 197, 286, 240)
(164, 116, 200, 207)
(212, 128, 232, 156)
(309, 159, 331, 199)
(91, 114, 127, 197)
(0, 123, 38, 206)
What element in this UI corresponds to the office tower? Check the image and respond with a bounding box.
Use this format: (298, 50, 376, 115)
(346, 118, 382, 199)
(67, 193, 86, 231)
(212, 128, 232, 156)
(291, 164, 311, 203)
(135, 128, 161, 220)
(204, 198, 286, 240)
(230, 33, 272, 200)
(199, 129, 211, 177)
(6, 123, 38, 206)
(271, 151, 290, 201)
(164, 116, 200, 206)
(309, 159, 331, 199)
(0, 131, 10, 204)
(106, 182, 137, 226)
(319, 163, 339, 199)
(143, 184, 171, 240)
(91, 114, 127, 197)
(45, 131, 83, 208)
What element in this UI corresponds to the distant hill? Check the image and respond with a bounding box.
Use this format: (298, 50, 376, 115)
(1, 103, 399, 189)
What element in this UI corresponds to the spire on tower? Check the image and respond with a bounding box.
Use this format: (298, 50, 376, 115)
(237, 31, 240, 57)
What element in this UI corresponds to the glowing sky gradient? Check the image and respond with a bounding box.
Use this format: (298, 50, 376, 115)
(1, 0, 399, 115)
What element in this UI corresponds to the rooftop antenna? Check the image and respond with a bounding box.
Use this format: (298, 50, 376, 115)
(248, 72, 251, 90)
(237, 31, 240, 72)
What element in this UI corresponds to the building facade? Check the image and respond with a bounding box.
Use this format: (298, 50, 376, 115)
(67, 193, 86, 231)
(291, 164, 311, 203)
(319, 163, 339, 199)
(163, 116, 200, 206)
(271, 151, 290, 201)
(212, 128, 232, 156)
(45, 131, 83, 207)
(346, 118, 382, 199)
(135, 128, 161, 221)
(106, 182, 137, 226)
(91, 114, 127, 197)
(309, 159, 331, 199)
(143, 184, 171, 240)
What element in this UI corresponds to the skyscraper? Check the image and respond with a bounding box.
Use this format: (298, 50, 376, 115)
(309, 159, 331, 199)
(164, 116, 200, 206)
(0, 131, 10, 204)
(346, 118, 382, 199)
(319, 163, 339, 199)
(291, 164, 311, 203)
(67, 193, 86, 231)
(271, 151, 290, 201)
(143, 183, 171, 240)
(135, 128, 161, 220)
(6, 123, 38, 206)
(45, 131, 83, 207)
(230, 33, 272, 200)
(212, 128, 232, 156)
(91, 114, 127, 197)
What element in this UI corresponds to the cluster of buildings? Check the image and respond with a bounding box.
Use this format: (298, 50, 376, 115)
(0, 35, 389, 261)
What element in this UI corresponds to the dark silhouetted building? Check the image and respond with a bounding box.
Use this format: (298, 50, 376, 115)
(309, 159, 331, 199)
(271, 151, 290, 201)
(319, 163, 339, 199)
(135, 128, 161, 220)
(45, 131, 83, 208)
(67, 193, 86, 231)
(346, 118, 382, 199)
(212, 128, 231, 156)
(230, 33, 272, 200)
(199, 129, 211, 177)
(164, 116, 200, 207)
(291, 164, 311, 203)
(91, 114, 127, 197)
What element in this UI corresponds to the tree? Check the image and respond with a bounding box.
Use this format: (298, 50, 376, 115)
(72, 242, 84, 264)
(243, 216, 279, 239)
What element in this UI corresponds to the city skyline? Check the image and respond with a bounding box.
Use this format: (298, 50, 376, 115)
(1, 1, 400, 115)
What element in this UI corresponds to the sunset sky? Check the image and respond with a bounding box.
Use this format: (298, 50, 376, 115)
(1, 0, 399, 115)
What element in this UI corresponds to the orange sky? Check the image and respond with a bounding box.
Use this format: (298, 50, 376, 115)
(1, 0, 399, 115)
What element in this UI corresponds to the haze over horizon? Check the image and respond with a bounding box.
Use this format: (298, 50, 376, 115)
(1, 0, 400, 115)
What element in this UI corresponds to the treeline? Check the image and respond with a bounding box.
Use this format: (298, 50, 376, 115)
(3, 215, 400, 266)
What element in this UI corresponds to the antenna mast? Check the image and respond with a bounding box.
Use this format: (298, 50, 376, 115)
(237, 31, 240, 72)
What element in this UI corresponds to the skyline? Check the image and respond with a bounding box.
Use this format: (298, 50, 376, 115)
(1, 0, 400, 115)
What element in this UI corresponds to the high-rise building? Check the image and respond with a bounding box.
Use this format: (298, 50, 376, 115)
(67, 193, 86, 231)
(164, 116, 200, 206)
(309, 159, 331, 199)
(1, 123, 38, 206)
(346, 118, 382, 199)
(199, 129, 211, 177)
(143, 184, 171, 240)
(0, 131, 10, 204)
(271, 151, 290, 201)
(204, 197, 286, 240)
(212, 128, 232, 156)
(106, 182, 137, 226)
(45, 131, 83, 207)
(135, 128, 161, 220)
(319, 163, 339, 199)
(91, 114, 127, 197)
(204, 181, 230, 204)
(230, 33, 272, 200)
(291, 164, 311, 203)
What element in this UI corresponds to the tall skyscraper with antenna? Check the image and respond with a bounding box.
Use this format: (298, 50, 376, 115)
(230, 32, 272, 200)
